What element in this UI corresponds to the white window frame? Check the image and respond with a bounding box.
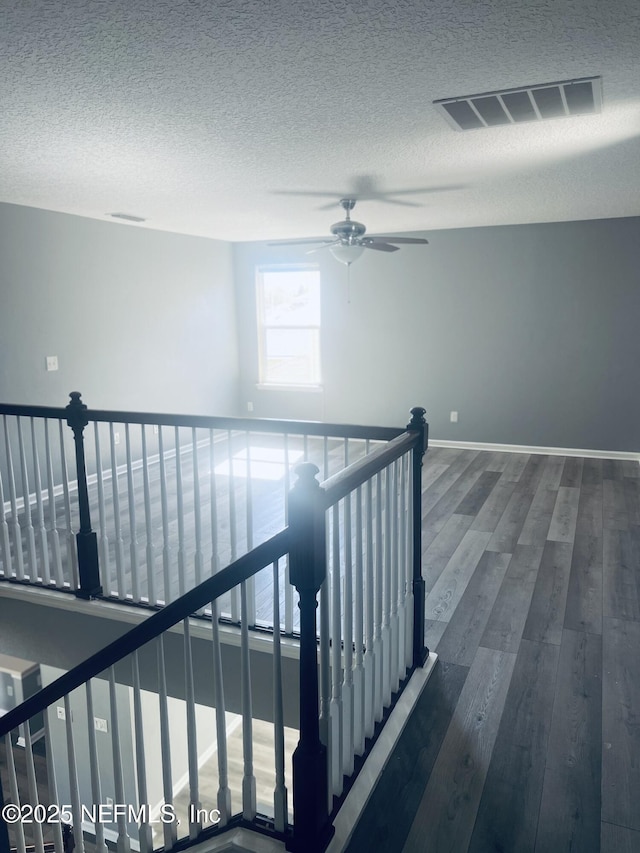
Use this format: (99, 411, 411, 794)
(256, 265, 322, 390)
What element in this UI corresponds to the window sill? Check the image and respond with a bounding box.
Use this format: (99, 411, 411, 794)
(256, 383, 324, 393)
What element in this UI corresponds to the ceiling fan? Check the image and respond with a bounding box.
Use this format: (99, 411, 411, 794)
(269, 198, 429, 265)
(272, 173, 463, 209)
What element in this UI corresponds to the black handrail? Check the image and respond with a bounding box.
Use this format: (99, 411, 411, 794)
(0, 403, 68, 419)
(0, 528, 291, 739)
(320, 431, 418, 508)
(0, 399, 403, 443)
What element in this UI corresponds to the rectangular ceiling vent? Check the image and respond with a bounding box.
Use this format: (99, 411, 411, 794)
(434, 76, 602, 131)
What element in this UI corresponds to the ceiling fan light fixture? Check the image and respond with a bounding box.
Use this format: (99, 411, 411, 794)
(329, 243, 365, 265)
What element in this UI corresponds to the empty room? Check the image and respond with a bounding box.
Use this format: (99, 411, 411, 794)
(1, 2, 639, 852)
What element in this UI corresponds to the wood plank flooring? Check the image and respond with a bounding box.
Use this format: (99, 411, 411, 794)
(347, 446, 640, 853)
(2, 444, 640, 852)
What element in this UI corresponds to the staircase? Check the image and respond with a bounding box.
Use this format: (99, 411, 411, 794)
(0, 395, 432, 853)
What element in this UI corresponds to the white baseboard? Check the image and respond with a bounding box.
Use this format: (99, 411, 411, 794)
(429, 438, 640, 463)
(326, 652, 438, 853)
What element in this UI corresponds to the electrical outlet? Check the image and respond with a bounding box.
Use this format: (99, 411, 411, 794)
(106, 797, 114, 808)
(7, 684, 13, 697)
(94, 717, 108, 733)
(57, 706, 66, 720)
(247, 401, 254, 412)
(450, 411, 458, 423)
(45, 356, 59, 372)
(153, 425, 159, 434)
(113, 431, 120, 445)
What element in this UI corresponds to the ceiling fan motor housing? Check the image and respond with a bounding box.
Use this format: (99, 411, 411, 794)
(331, 219, 367, 243)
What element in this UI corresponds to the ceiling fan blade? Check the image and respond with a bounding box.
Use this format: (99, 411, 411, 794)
(272, 189, 345, 199)
(371, 236, 429, 245)
(268, 238, 334, 247)
(364, 242, 400, 253)
(306, 241, 340, 254)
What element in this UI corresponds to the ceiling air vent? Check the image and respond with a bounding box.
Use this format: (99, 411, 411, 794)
(109, 212, 146, 222)
(434, 76, 602, 131)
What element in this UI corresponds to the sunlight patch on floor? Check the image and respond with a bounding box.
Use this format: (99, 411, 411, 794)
(214, 447, 303, 481)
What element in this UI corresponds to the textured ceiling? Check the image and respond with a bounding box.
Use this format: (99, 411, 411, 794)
(1, 0, 640, 241)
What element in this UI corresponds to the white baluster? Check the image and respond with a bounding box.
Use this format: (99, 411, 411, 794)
(390, 461, 401, 694)
(44, 421, 64, 588)
(382, 467, 393, 706)
(157, 636, 178, 850)
(272, 561, 288, 832)
(93, 423, 111, 597)
(342, 492, 355, 776)
(374, 472, 384, 723)
(240, 581, 257, 819)
(4, 732, 26, 853)
(43, 704, 64, 853)
(208, 430, 220, 577)
(157, 428, 172, 605)
(17, 417, 37, 579)
(174, 427, 186, 598)
(64, 694, 86, 853)
(108, 668, 132, 853)
(353, 485, 365, 756)
(0, 470, 11, 579)
(210, 600, 232, 824)
(131, 652, 153, 853)
(58, 422, 78, 589)
(3, 415, 25, 580)
(125, 424, 141, 602)
(30, 419, 50, 584)
(192, 429, 203, 589)
(22, 720, 45, 853)
(405, 454, 414, 669)
(363, 477, 375, 738)
(228, 430, 239, 621)
(141, 426, 156, 606)
(109, 424, 126, 599)
(85, 682, 108, 853)
(323, 436, 329, 479)
(245, 433, 256, 625)
(329, 504, 343, 796)
(397, 455, 408, 679)
(283, 434, 293, 634)
(183, 619, 201, 839)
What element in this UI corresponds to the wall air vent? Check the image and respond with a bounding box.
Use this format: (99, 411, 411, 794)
(434, 76, 602, 131)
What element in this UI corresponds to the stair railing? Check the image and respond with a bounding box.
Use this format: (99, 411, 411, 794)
(0, 405, 428, 853)
(1, 394, 403, 622)
(0, 529, 292, 853)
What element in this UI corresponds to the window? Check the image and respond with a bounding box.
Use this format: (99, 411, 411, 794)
(257, 266, 321, 387)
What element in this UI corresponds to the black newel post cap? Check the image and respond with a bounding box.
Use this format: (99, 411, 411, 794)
(407, 406, 428, 454)
(407, 406, 427, 429)
(66, 391, 89, 431)
(293, 462, 321, 490)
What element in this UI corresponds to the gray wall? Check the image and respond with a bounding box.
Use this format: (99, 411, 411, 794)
(0, 203, 240, 416)
(0, 597, 299, 728)
(233, 216, 640, 452)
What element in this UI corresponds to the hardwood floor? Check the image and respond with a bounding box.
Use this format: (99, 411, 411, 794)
(347, 446, 640, 853)
(2, 444, 639, 852)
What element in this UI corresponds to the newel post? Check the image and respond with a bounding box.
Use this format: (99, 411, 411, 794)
(407, 406, 429, 668)
(287, 463, 333, 852)
(66, 392, 102, 599)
